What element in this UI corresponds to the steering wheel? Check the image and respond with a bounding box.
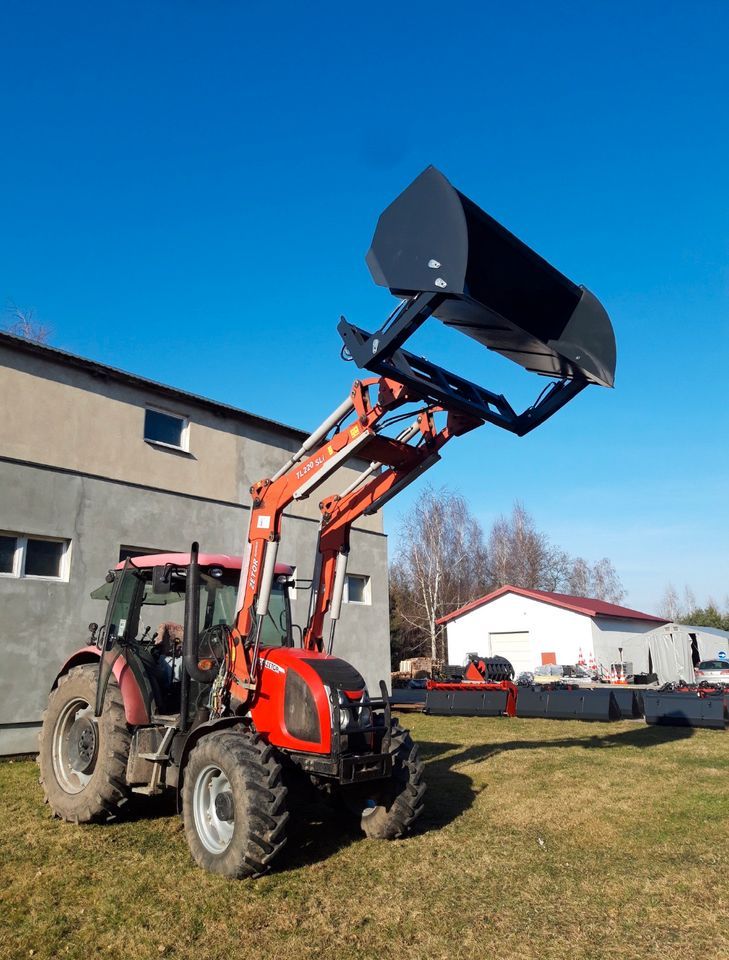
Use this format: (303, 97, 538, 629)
(197, 624, 229, 676)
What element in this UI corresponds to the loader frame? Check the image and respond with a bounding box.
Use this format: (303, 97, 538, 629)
(338, 293, 588, 436)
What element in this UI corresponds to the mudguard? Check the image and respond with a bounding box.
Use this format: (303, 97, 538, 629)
(53, 645, 151, 725)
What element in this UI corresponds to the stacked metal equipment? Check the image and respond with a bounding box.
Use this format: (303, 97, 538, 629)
(643, 684, 728, 730)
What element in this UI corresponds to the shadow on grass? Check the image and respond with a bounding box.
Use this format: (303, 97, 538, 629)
(415, 723, 695, 833)
(276, 798, 361, 871)
(122, 790, 178, 822)
(111, 726, 695, 860)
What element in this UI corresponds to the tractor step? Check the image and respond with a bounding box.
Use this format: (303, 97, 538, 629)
(130, 726, 177, 795)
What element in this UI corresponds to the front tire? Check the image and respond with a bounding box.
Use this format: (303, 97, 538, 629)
(182, 731, 289, 878)
(342, 723, 426, 840)
(38, 664, 131, 823)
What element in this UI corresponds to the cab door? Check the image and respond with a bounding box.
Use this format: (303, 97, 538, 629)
(94, 561, 147, 716)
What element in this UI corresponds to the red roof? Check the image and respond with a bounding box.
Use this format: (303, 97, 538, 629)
(115, 552, 294, 576)
(437, 585, 669, 626)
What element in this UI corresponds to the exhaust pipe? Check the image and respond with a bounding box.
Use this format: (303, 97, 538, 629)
(183, 541, 217, 684)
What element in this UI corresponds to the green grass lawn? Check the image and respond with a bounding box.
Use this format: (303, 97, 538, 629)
(1, 715, 728, 960)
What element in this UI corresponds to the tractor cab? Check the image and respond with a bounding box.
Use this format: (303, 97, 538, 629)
(90, 552, 294, 716)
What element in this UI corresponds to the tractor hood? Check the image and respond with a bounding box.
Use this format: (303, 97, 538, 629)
(250, 648, 367, 755)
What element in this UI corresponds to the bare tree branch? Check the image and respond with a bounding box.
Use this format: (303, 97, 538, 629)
(4, 302, 52, 343)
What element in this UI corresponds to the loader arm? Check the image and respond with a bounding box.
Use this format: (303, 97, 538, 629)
(230, 377, 480, 697)
(231, 376, 432, 691)
(302, 405, 482, 653)
(227, 164, 615, 706)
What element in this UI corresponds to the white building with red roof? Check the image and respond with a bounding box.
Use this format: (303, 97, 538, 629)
(438, 585, 673, 679)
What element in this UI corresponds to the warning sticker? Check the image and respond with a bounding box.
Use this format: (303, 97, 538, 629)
(256, 516, 271, 529)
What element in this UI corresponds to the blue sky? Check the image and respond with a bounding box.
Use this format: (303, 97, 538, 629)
(1, 1, 727, 612)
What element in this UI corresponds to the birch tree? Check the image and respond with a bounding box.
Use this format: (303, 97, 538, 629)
(390, 496, 626, 660)
(588, 557, 626, 604)
(487, 503, 625, 601)
(487, 502, 570, 593)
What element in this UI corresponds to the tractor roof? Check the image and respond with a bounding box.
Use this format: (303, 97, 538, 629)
(115, 553, 295, 576)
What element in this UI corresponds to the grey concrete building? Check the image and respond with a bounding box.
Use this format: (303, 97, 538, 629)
(0, 332, 390, 754)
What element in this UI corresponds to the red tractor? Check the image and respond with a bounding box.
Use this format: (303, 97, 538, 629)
(38, 166, 615, 877)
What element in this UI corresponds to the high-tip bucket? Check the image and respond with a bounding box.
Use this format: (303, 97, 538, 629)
(365, 165, 615, 389)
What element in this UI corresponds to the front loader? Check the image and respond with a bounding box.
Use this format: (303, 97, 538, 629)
(38, 165, 616, 877)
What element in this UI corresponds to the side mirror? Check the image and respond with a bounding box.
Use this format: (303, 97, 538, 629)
(152, 565, 172, 595)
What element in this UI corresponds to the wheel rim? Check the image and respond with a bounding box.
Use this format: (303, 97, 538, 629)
(362, 800, 379, 814)
(192, 763, 236, 855)
(52, 697, 98, 794)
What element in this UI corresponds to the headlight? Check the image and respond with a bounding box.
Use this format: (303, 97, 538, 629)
(337, 690, 351, 731)
(337, 688, 371, 731)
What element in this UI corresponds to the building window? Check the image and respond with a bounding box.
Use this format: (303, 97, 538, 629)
(143, 407, 189, 451)
(118, 546, 169, 563)
(0, 535, 16, 574)
(0, 533, 70, 580)
(344, 573, 370, 605)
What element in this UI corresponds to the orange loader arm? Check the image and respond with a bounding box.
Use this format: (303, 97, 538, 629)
(229, 375, 481, 700)
(302, 404, 481, 653)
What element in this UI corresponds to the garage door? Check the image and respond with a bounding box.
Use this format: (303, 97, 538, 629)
(489, 632, 533, 674)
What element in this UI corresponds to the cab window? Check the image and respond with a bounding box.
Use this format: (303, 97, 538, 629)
(259, 583, 291, 647)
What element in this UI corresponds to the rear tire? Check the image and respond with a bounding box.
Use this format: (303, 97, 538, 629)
(342, 723, 426, 840)
(182, 731, 289, 878)
(38, 664, 131, 823)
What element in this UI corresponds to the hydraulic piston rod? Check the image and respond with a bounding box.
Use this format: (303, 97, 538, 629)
(271, 396, 355, 482)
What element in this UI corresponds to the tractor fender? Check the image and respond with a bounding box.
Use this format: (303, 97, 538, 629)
(53, 646, 151, 726)
(175, 716, 249, 811)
